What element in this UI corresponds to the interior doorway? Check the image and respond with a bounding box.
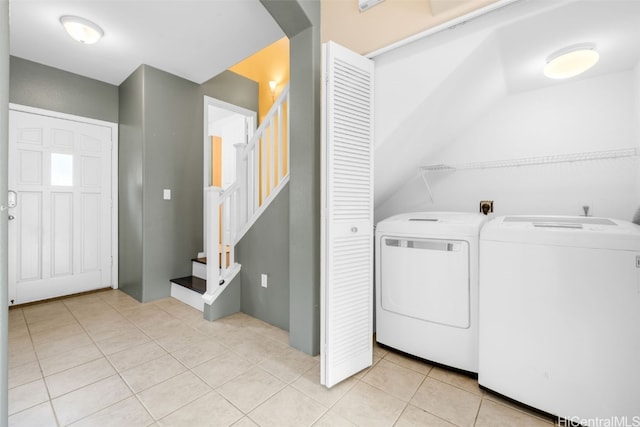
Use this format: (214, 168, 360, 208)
(202, 96, 256, 254)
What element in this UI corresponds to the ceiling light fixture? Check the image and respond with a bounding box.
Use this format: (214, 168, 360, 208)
(543, 44, 599, 79)
(60, 15, 104, 44)
(359, 0, 385, 12)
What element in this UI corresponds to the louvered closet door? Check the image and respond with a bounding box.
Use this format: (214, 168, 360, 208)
(321, 41, 375, 388)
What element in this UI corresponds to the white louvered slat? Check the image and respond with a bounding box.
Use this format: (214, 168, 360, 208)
(321, 41, 375, 388)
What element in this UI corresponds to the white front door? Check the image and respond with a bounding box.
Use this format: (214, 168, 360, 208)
(8, 108, 116, 305)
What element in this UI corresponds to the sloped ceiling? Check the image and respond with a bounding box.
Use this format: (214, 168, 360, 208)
(373, 0, 640, 212)
(9, 0, 285, 85)
(322, 0, 500, 56)
(374, 27, 507, 208)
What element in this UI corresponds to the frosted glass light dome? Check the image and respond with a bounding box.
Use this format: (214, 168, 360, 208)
(60, 16, 104, 44)
(544, 44, 599, 79)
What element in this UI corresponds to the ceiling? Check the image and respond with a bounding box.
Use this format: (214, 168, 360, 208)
(495, 0, 640, 93)
(9, 0, 285, 86)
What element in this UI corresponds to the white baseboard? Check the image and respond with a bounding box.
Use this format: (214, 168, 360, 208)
(202, 263, 241, 305)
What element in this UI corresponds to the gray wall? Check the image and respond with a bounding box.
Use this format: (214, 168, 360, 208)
(118, 66, 258, 302)
(118, 67, 145, 301)
(9, 56, 118, 123)
(141, 65, 201, 301)
(236, 184, 290, 331)
(200, 70, 260, 112)
(1, 0, 9, 420)
(261, 0, 321, 355)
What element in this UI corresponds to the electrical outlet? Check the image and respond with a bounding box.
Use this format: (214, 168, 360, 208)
(480, 200, 494, 215)
(261, 274, 268, 288)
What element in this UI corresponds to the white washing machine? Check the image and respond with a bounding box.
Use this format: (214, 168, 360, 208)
(375, 212, 487, 373)
(479, 215, 640, 422)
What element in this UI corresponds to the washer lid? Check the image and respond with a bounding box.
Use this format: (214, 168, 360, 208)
(376, 211, 488, 236)
(481, 215, 640, 250)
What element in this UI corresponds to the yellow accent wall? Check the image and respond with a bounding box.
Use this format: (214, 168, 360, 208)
(229, 36, 290, 205)
(211, 135, 222, 187)
(321, 0, 500, 55)
(230, 36, 290, 124)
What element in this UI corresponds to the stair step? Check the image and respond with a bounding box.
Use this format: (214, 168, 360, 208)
(170, 276, 206, 294)
(192, 258, 206, 280)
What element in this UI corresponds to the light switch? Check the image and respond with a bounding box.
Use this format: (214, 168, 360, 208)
(163, 189, 171, 200)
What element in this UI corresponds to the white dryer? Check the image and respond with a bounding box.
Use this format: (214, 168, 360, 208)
(375, 212, 487, 373)
(479, 215, 640, 421)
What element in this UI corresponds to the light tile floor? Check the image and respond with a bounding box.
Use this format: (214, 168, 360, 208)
(7, 289, 557, 426)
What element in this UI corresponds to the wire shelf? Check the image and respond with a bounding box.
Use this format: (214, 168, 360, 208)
(419, 147, 640, 172)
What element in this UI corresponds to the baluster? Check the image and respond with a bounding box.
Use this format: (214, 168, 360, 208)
(229, 191, 236, 267)
(270, 118, 276, 195)
(261, 134, 267, 206)
(286, 92, 290, 176)
(206, 187, 221, 296)
(220, 197, 229, 277)
(253, 143, 259, 213)
(234, 143, 247, 228)
(277, 103, 283, 184)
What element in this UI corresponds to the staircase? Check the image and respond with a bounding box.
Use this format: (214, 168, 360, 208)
(169, 258, 207, 310)
(170, 84, 290, 313)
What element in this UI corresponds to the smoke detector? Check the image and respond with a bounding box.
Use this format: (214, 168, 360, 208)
(359, 0, 385, 12)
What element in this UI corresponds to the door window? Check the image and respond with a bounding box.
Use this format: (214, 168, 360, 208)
(51, 153, 73, 186)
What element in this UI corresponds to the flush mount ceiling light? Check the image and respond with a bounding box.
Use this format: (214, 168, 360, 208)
(544, 44, 599, 79)
(60, 15, 104, 44)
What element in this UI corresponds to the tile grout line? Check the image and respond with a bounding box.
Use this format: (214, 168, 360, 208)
(98, 293, 169, 425)
(27, 305, 62, 427)
(53, 293, 154, 426)
(8, 306, 61, 426)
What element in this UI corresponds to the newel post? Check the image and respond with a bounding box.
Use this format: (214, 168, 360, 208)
(204, 186, 222, 299)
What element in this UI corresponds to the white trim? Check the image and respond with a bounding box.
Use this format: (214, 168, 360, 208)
(111, 124, 119, 289)
(202, 262, 241, 305)
(365, 0, 522, 59)
(9, 104, 117, 129)
(202, 96, 257, 254)
(9, 103, 120, 290)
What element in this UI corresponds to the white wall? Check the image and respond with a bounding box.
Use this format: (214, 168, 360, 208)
(375, 70, 640, 222)
(373, 29, 506, 208)
(635, 60, 640, 222)
(210, 113, 245, 190)
(219, 115, 244, 189)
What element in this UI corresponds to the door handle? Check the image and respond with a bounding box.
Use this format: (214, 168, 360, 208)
(8, 190, 17, 208)
(8, 215, 14, 221)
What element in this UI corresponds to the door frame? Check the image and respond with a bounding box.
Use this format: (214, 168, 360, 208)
(202, 96, 256, 255)
(8, 103, 119, 292)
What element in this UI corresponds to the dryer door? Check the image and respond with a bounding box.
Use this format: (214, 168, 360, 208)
(380, 236, 470, 328)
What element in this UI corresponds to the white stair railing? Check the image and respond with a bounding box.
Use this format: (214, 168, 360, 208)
(202, 184, 240, 304)
(244, 84, 290, 222)
(203, 84, 290, 303)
